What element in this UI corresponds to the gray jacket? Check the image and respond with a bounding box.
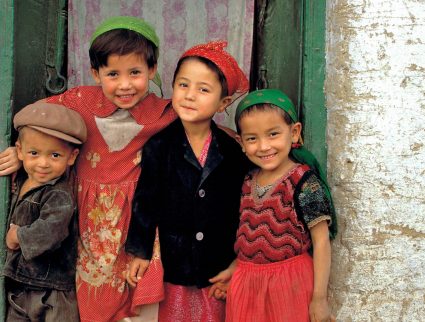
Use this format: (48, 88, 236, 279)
(3, 173, 78, 291)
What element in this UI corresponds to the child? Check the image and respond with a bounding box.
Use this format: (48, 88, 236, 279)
(226, 89, 338, 322)
(1, 16, 176, 321)
(125, 41, 250, 321)
(3, 102, 86, 322)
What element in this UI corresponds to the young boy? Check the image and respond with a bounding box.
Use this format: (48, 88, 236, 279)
(3, 102, 87, 322)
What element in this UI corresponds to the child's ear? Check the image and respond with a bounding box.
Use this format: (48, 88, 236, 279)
(217, 96, 232, 113)
(235, 134, 245, 153)
(91, 68, 101, 84)
(67, 148, 80, 166)
(148, 64, 158, 80)
(291, 122, 302, 143)
(15, 141, 24, 161)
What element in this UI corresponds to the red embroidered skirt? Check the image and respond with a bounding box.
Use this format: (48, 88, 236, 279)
(226, 253, 314, 322)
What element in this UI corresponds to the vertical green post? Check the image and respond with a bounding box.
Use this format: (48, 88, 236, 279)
(302, 0, 327, 172)
(0, 0, 14, 319)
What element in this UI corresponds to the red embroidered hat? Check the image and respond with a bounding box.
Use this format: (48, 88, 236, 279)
(180, 41, 249, 96)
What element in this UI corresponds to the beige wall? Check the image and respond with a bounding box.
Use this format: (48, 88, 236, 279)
(325, 0, 425, 320)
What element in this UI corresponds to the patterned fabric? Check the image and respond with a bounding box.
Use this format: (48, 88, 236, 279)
(159, 283, 225, 322)
(234, 164, 331, 264)
(226, 254, 313, 322)
(47, 86, 176, 322)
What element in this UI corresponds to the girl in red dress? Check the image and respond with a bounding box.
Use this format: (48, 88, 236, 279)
(225, 89, 338, 322)
(2, 16, 176, 322)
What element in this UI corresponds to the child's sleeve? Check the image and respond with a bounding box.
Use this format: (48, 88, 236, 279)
(294, 171, 333, 230)
(17, 189, 74, 260)
(125, 137, 163, 260)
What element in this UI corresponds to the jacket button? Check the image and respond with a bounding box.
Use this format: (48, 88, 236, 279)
(198, 189, 206, 198)
(196, 232, 204, 241)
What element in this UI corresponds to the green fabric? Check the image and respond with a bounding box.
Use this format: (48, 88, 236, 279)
(290, 147, 337, 239)
(90, 16, 159, 47)
(235, 89, 337, 239)
(235, 88, 298, 124)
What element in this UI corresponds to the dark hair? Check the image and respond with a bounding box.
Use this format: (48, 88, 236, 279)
(89, 29, 158, 70)
(236, 104, 293, 133)
(172, 56, 229, 98)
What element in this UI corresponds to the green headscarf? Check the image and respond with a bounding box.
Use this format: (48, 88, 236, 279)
(90, 16, 162, 94)
(235, 89, 337, 239)
(90, 16, 159, 47)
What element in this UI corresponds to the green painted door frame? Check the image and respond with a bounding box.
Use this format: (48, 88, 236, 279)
(254, 0, 327, 171)
(0, 1, 14, 319)
(0, 1, 67, 318)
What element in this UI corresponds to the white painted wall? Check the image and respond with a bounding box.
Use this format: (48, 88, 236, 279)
(326, 0, 425, 320)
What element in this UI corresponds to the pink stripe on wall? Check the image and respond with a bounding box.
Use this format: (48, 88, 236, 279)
(162, 0, 188, 94)
(120, 1, 143, 17)
(206, 0, 229, 41)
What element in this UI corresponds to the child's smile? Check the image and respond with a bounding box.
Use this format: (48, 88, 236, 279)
(91, 53, 156, 110)
(238, 109, 301, 179)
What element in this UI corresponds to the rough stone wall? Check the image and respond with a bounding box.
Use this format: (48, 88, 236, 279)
(325, 0, 425, 321)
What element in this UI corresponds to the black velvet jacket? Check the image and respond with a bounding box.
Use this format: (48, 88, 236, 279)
(3, 174, 78, 291)
(126, 119, 249, 288)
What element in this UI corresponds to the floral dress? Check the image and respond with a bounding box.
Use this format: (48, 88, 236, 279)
(47, 87, 176, 322)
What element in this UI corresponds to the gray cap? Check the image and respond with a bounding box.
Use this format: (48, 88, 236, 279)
(14, 102, 87, 144)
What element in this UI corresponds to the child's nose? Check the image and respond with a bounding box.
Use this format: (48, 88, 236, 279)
(118, 76, 131, 89)
(38, 157, 49, 167)
(184, 87, 196, 100)
(259, 139, 270, 151)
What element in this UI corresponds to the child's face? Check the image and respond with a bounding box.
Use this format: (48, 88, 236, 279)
(16, 127, 79, 188)
(237, 109, 301, 175)
(91, 52, 156, 110)
(172, 59, 231, 127)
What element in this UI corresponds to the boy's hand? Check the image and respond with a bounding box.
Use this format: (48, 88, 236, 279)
(126, 257, 150, 287)
(6, 224, 20, 250)
(0, 147, 21, 176)
(309, 295, 336, 322)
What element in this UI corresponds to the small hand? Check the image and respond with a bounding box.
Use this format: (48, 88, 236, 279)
(208, 281, 229, 301)
(126, 257, 150, 287)
(309, 296, 336, 322)
(208, 262, 235, 300)
(6, 223, 20, 250)
(0, 147, 21, 176)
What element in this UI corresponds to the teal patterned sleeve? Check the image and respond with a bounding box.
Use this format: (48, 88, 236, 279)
(294, 171, 332, 230)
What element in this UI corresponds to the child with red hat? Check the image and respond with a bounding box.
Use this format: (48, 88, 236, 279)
(125, 41, 251, 321)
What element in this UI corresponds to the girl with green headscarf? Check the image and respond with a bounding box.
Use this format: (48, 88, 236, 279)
(225, 89, 336, 322)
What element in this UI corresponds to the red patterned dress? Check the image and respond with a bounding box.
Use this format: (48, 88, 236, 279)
(226, 164, 332, 322)
(47, 87, 176, 322)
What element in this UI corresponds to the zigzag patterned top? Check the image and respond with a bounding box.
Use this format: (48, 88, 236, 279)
(234, 164, 332, 264)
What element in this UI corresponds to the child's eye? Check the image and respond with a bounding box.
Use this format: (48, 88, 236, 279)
(107, 72, 118, 77)
(29, 151, 37, 156)
(270, 131, 280, 137)
(130, 70, 141, 76)
(199, 87, 209, 93)
(51, 153, 61, 158)
(178, 82, 188, 88)
(244, 137, 256, 142)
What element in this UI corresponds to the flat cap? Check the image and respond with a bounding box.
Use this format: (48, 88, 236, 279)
(14, 102, 87, 144)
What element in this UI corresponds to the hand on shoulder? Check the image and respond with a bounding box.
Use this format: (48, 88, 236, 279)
(0, 147, 21, 176)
